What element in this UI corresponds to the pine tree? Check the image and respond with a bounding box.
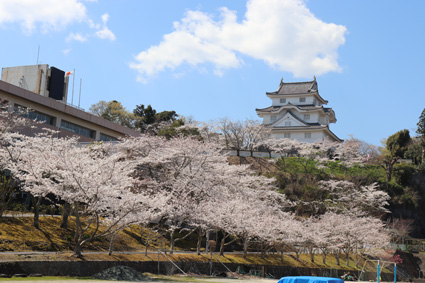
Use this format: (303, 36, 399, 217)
(417, 108, 425, 137)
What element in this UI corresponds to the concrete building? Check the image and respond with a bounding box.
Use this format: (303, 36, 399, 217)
(1, 64, 140, 141)
(256, 78, 342, 143)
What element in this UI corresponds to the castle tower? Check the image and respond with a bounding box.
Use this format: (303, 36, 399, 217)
(256, 78, 342, 142)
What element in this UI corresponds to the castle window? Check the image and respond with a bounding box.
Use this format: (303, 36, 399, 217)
(303, 114, 310, 121)
(280, 98, 286, 104)
(284, 133, 291, 138)
(299, 97, 306, 103)
(270, 115, 277, 122)
(304, 133, 312, 139)
(285, 121, 291, 126)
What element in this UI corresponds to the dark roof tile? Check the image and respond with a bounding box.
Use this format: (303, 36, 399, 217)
(267, 80, 317, 95)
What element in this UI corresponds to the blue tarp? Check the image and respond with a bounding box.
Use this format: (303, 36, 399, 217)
(277, 276, 344, 283)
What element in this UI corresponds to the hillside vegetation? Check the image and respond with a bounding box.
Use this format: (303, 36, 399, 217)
(0, 215, 391, 276)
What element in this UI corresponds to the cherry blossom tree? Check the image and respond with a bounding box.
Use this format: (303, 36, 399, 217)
(332, 136, 366, 173)
(318, 180, 390, 216)
(200, 118, 269, 157)
(119, 135, 228, 253)
(0, 102, 44, 223)
(10, 134, 158, 256)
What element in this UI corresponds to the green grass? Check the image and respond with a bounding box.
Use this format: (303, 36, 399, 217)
(0, 276, 95, 281)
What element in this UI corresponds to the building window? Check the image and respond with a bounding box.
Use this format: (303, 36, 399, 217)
(313, 99, 317, 105)
(284, 133, 291, 138)
(304, 133, 312, 139)
(270, 115, 277, 122)
(299, 97, 306, 103)
(303, 114, 310, 121)
(14, 104, 55, 126)
(100, 133, 117, 142)
(285, 121, 291, 126)
(280, 98, 286, 104)
(61, 120, 95, 139)
(0, 100, 9, 114)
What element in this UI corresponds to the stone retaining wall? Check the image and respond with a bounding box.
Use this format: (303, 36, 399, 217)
(0, 261, 392, 280)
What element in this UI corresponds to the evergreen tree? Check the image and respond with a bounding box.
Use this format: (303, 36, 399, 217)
(416, 108, 425, 165)
(382, 129, 411, 182)
(133, 104, 157, 129)
(417, 108, 425, 137)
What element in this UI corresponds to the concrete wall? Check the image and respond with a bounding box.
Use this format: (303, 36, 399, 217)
(1, 65, 50, 97)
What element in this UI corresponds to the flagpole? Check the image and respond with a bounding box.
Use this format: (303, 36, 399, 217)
(78, 78, 82, 108)
(71, 69, 75, 106)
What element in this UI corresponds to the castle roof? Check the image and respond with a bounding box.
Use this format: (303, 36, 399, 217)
(268, 109, 321, 127)
(266, 78, 328, 104)
(270, 125, 343, 142)
(255, 104, 332, 114)
(270, 80, 317, 95)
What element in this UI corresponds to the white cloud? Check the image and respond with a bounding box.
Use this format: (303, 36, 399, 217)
(94, 13, 116, 41)
(96, 27, 116, 41)
(63, 48, 72, 55)
(87, 19, 100, 29)
(0, 1, 117, 43)
(0, 0, 87, 33)
(130, 0, 347, 82)
(66, 32, 88, 42)
(101, 13, 109, 24)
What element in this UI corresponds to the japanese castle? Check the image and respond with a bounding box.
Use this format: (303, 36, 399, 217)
(256, 77, 342, 143)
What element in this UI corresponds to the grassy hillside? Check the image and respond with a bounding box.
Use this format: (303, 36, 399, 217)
(0, 215, 391, 275)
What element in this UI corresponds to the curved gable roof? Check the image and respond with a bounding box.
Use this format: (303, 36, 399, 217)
(266, 78, 328, 104)
(270, 109, 321, 127)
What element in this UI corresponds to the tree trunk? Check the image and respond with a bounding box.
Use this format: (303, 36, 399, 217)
(196, 228, 203, 255)
(145, 242, 149, 256)
(345, 251, 350, 266)
(280, 250, 284, 263)
(309, 246, 315, 262)
(335, 252, 340, 266)
(295, 251, 300, 261)
(73, 202, 82, 257)
(60, 202, 71, 229)
(32, 196, 41, 229)
(219, 232, 227, 256)
(261, 243, 266, 259)
(322, 252, 327, 264)
(108, 231, 117, 256)
(169, 230, 175, 254)
(385, 158, 397, 182)
(281, 157, 286, 172)
(243, 238, 249, 259)
(74, 242, 83, 257)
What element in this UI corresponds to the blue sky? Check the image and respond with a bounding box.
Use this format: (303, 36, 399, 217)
(0, 0, 424, 146)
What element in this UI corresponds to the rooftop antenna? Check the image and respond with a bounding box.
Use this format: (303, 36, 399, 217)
(36, 45, 40, 65)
